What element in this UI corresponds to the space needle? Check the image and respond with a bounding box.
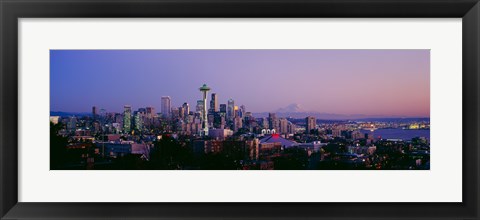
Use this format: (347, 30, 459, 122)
(199, 84, 210, 136)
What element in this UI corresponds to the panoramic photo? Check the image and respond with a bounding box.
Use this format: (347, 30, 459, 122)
(50, 49, 430, 170)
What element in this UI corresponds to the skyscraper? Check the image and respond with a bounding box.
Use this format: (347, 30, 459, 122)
(171, 108, 180, 119)
(262, 117, 269, 129)
(287, 121, 296, 134)
(227, 99, 235, 122)
(196, 100, 204, 115)
(240, 105, 246, 118)
(306, 116, 316, 134)
(210, 93, 218, 113)
(134, 112, 143, 131)
(92, 106, 97, 119)
(161, 96, 171, 118)
(178, 106, 185, 119)
(146, 106, 155, 119)
(123, 105, 132, 133)
(220, 104, 227, 113)
(199, 84, 211, 136)
(218, 104, 227, 128)
(182, 102, 190, 117)
(234, 106, 239, 117)
(279, 118, 289, 134)
(233, 116, 243, 132)
(268, 113, 277, 130)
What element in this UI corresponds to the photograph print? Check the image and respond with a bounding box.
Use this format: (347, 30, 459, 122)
(50, 49, 430, 170)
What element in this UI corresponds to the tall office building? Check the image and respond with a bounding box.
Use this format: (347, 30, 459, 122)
(161, 96, 171, 118)
(306, 116, 316, 134)
(123, 105, 132, 133)
(218, 104, 227, 128)
(287, 122, 296, 134)
(234, 106, 239, 117)
(134, 112, 143, 131)
(227, 99, 235, 121)
(210, 93, 218, 113)
(146, 107, 155, 119)
(279, 118, 289, 134)
(233, 116, 243, 132)
(240, 105, 246, 118)
(178, 106, 185, 119)
(182, 102, 190, 117)
(171, 108, 180, 119)
(220, 104, 227, 113)
(199, 84, 211, 136)
(92, 106, 97, 119)
(196, 100, 204, 115)
(261, 118, 269, 129)
(268, 113, 277, 130)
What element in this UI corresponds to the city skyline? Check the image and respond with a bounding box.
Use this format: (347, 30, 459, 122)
(50, 50, 430, 170)
(50, 49, 430, 117)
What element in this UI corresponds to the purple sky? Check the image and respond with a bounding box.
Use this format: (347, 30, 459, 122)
(50, 50, 430, 117)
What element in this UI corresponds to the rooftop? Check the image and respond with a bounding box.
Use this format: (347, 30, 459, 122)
(259, 134, 296, 147)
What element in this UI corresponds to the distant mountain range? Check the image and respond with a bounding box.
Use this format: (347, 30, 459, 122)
(251, 112, 411, 120)
(50, 111, 91, 117)
(252, 103, 429, 120)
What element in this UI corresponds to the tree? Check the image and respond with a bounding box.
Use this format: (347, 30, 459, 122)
(50, 122, 68, 169)
(149, 136, 194, 169)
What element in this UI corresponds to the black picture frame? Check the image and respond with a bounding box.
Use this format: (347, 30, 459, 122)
(1, 0, 479, 219)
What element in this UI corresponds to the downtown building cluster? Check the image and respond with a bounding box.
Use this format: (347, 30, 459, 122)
(85, 84, 299, 139)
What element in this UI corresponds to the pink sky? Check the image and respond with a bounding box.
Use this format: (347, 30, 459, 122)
(51, 50, 430, 117)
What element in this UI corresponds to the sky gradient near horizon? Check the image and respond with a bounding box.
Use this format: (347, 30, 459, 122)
(50, 50, 430, 117)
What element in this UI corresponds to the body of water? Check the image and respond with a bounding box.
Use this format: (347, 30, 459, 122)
(361, 128, 430, 141)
